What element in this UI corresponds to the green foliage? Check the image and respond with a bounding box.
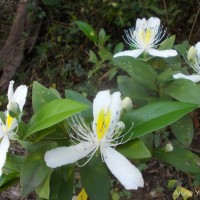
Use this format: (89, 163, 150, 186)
(117, 139, 151, 159)
(80, 156, 110, 200)
(124, 101, 197, 139)
(154, 147, 200, 174)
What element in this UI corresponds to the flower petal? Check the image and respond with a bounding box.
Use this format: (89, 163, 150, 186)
(107, 92, 122, 134)
(195, 42, 200, 52)
(7, 81, 14, 103)
(103, 147, 144, 190)
(147, 17, 160, 30)
(113, 49, 144, 58)
(92, 90, 111, 137)
(0, 135, 10, 176)
(173, 73, 200, 83)
(11, 85, 28, 111)
(148, 48, 177, 58)
(44, 142, 96, 168)
(92, 90, 122, 138)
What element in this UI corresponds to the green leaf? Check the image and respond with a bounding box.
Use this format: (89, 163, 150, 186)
(171, 115, 194, 147)
(80, 156, 110, 200)
(21, 152, 51, 196)
(49, 166, 74, 200)
(117, 139, 151, 159)
(114, 42, 124, 54)
(113, 56, 158, 90)
(167, 180, 178, 189)
(117, 75, 154, 106)
(25, 99, 88, 137)
(124, 101, 197, 139)
(35, 172, 51, 199)
(154, 147, 200, 174)
(19, 141, 57, 153)
(163, 79, 200, 105)
(65, 89, 92, 119)
(32, 81, 61, 112)
(0, 172, 19, 188)
(5, 154, 25, 173)
(158, 35, 176, 50)
(89, 50, 98, 63)
(75, 21, 97, 43)
(174, 40, 189, 56)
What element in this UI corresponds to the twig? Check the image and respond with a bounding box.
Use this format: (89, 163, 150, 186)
(188, 2, 200, 42)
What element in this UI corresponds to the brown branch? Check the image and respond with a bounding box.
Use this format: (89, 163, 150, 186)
(0, 0, 28, 91)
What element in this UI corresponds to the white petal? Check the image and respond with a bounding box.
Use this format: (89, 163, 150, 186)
(147, 17, 160, 29)
(195, 42, 200, 53)
(11, 85, 28, 111)
(7, 80, 14, 103)
(148, 48, 177, 58)
(135, 18, 147, 30)
(113, 49, 144, 58)
(92, 90, 111, 134)
(0, 135, 10, 176)
(173, 73, 200, 83)
(103, 147, 144, 190)
(44, 142, 96, 168)
(108, 92, 122, 133)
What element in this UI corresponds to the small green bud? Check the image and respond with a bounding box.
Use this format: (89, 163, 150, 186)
(7, 102, 20, 118)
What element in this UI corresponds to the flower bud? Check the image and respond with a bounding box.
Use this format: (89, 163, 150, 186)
(122, 97, 132, 112)
(164, 143, 173, 152)
(187, 46, 197, 62)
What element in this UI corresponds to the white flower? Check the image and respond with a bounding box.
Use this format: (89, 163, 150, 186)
(0, 81, 28, 176)
(173, 42, 200, 82)
(44, 90, 144, 190)
(113, 17, 177, 58)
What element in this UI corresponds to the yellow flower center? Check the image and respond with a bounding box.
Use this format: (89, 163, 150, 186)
(6, 113, 14, 129)
(139, 29, 151, 46)
(145, 29, 151, 44)
(96, 109, 111, 140)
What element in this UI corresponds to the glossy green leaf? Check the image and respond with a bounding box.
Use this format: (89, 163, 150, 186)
(113, 56, 158, 90)
(158, 35, 176, 50)
(80, 156, 110, 200)
(20, 152, 51, 196)
(171, 115, 194, 147)
(75, 21, 97, 43)
(32, 81, 61, 112)
(124, 101, 197, 139)
(117, 139, 151, 159)
(163, 79, 200, 105)
(25, 99, 88, 137)
(154, 147, 200, 174)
